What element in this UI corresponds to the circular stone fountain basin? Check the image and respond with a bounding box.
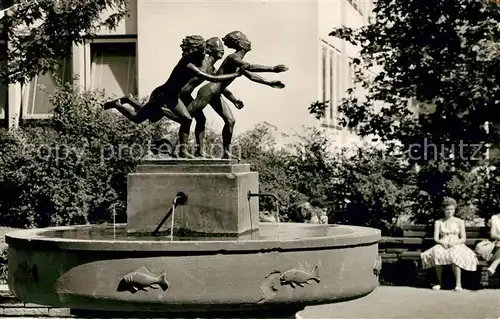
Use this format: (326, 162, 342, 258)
(6, 223, 381, 318)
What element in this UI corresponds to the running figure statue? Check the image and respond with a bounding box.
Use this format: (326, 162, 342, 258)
(183, 30, 289, 159)
(103, 35, 244, 157)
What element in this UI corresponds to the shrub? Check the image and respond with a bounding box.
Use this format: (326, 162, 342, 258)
(408, 163, 490, 225)
(469, 166, 499, 224)
(328, 146, 419, 235)
(235, 123, 298, 220)
(281, 127, 339, 222)
(0, 248, 7, 283)
(236, 125, 417, 234)
(0, 82, 171, 228)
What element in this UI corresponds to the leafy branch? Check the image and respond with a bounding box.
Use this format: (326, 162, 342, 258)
(1, 0, 128, 84)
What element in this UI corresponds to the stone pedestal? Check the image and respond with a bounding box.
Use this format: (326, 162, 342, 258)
(126, 158, 260, 236)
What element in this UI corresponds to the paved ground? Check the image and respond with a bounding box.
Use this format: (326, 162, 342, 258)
(297, 286, 500, 319)
(0, 284, 498, 318)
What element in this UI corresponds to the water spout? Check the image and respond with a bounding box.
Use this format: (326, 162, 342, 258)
(152, 192, 188, 238)
(170, 192, 187, 241)
(247, 191, 280, 240)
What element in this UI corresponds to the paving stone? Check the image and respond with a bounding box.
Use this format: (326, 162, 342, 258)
(3, 307, 49, 316)
(0, 301, 25, 307)
(25, 302, 49, 307)
(49, 308, 72, 317)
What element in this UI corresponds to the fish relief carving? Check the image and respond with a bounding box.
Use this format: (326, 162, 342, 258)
(258, 265, 320, 303)
(117, 266, 169, 294)
(280, 266, 320, 288)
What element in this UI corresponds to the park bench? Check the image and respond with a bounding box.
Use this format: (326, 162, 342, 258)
(379, 224, 499, 289)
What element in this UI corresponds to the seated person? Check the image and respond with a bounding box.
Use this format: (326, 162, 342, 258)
(420, 197, 478, 291)
(486, 213, 500, 275)
(295, 200, 328, 224)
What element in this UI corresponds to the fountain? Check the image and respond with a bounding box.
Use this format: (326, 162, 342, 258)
(5, 157, 381, 319)
(5, 30, 380, 319)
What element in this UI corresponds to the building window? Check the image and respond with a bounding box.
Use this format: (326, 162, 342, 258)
(90, 41, 137, 98)
(321, 44, 337, 122)
(320, 40, 344, 128)
(22, 57, 73, 117)
(348, 61, 359, 134)
(329, 50, 334, 120)
(0, 41, 7, 119)
(334, 50, 342, 127)
(321, 46, 327, 106)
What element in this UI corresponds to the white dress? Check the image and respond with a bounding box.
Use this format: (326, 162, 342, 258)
(490, 215, 500, 248)
(420, 219, 478, 271)
(490, 215, 500, 261)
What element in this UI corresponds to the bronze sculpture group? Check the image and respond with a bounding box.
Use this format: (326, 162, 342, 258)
(104, 31, 288, 159)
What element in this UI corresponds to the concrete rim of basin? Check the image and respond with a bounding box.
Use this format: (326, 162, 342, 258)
(5, 223, 381, 252)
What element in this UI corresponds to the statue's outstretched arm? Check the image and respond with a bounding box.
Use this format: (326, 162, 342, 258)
(186, 63, 243, 82)
(228, 55, 288, 73)
(243, 71, 274, 86)
(242, 70, 285, 89)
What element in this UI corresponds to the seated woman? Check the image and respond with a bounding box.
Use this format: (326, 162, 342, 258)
(487, 213, 500, 275)
(420, 197, 478, 291)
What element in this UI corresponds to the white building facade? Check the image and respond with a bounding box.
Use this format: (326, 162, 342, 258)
(1, 0, 373, 145)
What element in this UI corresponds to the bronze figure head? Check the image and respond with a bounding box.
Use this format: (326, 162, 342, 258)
(222, 31, 252, 51)
(206, 37, 225, 59)
(180, 35, 206, 63)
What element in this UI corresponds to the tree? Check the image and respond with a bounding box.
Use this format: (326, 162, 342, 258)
(0, 0, 128, 85)
(311, 0, 499, 163)
(309, 0, 499, 215)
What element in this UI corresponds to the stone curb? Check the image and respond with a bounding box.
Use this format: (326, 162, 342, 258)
(0, 284, 15, 299)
